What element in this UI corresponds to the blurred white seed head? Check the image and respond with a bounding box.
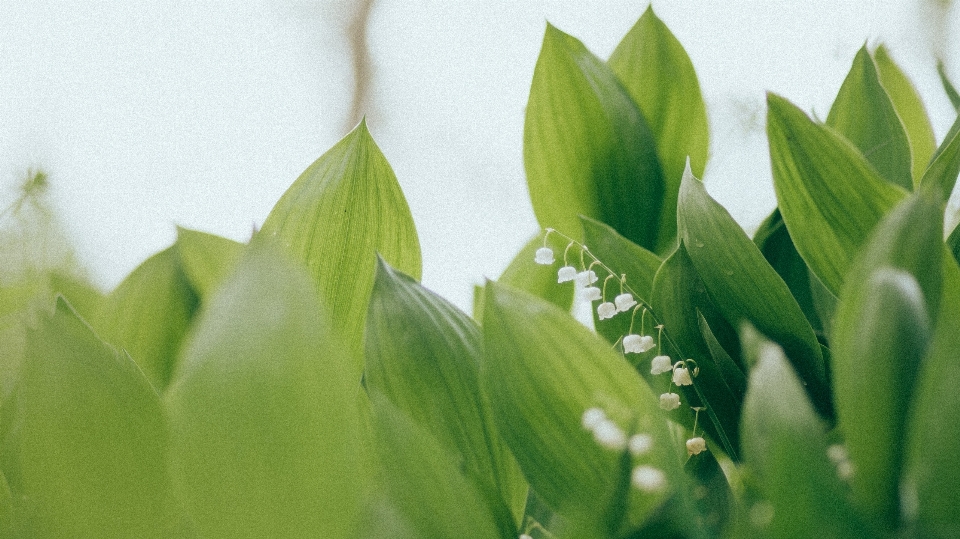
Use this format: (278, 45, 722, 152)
(629, 433, 654, 456)
(593, 419, 627, 450)
(581, 407, 606, 430)
(631, 465, 667, 493)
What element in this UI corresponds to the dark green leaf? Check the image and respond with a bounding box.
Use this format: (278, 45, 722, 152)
(767, 93, 906, 295)
(257, 120, 421, 376)
(10, 298, 181, 538)
(826, 46, 912, 189)
(697, 312, 746, 403)
(918, 112, 960, 201)
(524, 23, 665, 252)
(165, 246, 364, 539)
(678, 166, 829, 417)
(874, 45, 937, 184)
(365, 258, 526, 528)
(94, 245, 198, 390)
(608, 6, 709, 252)
(176, 226, 244, 301)
(937, 60, 960, 111)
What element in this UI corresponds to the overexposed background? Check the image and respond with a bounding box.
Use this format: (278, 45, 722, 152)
(1, 0, 958, 312)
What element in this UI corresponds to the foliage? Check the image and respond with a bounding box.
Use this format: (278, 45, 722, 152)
(3, 5, 960, 538)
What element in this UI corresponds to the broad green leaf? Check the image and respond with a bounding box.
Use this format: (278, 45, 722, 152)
(767, 93, 906, 295)
(365, 258, 525, 528)
(581, 215, 662, 346)
(95, 245, 198, 390)
(524, 23, 665, 252)
(10, 298, 181, 538)
(678, 165, 829, 416)
(482, 281, 682, 532)
(949, 220, 960, 267)
(609, 6, 709, 251)
(919, 112, 960, 201)
(684, 448, 733, 537)
(753, 209, 826, 336)
(0, 468, 9, 536)
(165, 247, 363, 539)
(697, 312, 746, 403)
(874, 45, 937, 184)
(740, 329, 869, 538)
(257, 120, 421, 375)
(357, 397, 507, 539)
(649, 245, 742, 460)
(176, 226, 244, 301)
(903, 259, 960, 538)
(937, 60, 960, 111)
(826, 46, 912, 189)
(47, 271, 103, 321)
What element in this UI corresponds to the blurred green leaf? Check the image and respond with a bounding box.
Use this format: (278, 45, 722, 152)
(165, 246, 363, 539)
(608, 6, 709, 252)
(918, 112, 960, 201)
(678, 165, 829, 417)
(257, 120, 421, 376)
(488, 232, 575, 316)
(357, 396, 508, 539)
(740, 328, 869, 538)
(9, 298, 181, 538)
(95, 245, 198, 390)
(767, 93, 906, 295)
(826, 46, 912, 189)
(937, 60, 960, 111)
(524, 23, 665, 252)
(365, 258, 525, 528)
(0, 468, 9, 536)
(481, 281, 682, 532)
(903, 259, 960, 538)
(176, 226, 244, 301)
(874, 45, 937, 184)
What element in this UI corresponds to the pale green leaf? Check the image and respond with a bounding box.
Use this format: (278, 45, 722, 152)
(165, 246, 363, 539)
(874, 45, 937, 184)
(937, 60, 960, 111)
(767, 93, 906, 295)
(365, 258, 526, 528)
(524, 23, 665, 252)
(175, 226, 244, 301)
(918, 112, 960, 201)
(609, 6, 709, 251)
(826, 46, 912, 189)
(257, 120, 421, 376)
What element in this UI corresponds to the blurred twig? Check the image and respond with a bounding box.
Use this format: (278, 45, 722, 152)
(345, 0, 376, 130)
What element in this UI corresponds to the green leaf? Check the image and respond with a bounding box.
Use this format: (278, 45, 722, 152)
(903, 259, 960, 538)
(0, 468, 10, 536)
(357, 397, 508, 539)
(365, 258, 525, 528)
(697, 312, 746, 403)
(176, 226, 244, 301)
(767, 93, 906, 295)
(524, 23, 665, 252)
(937, 60, 960, 111)
(481, 281, 682, 531)
(874, 45, 937, 184)
(9, 298, 181, 538)
(501, 232, 575, 312)
(918, 112, 960, 202)
(826, 46, 913, 189)
(740, 328, 869, 538)
(678, 166, 829, 417)
(94, 245, 198, 390)
(165, 246, 363, 539)
(47, 271, 103, 321)
(609, 6, 709, 251)
(257, 120, 421, 376)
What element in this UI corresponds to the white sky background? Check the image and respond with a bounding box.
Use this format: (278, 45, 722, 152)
(1, 0, 958, 312)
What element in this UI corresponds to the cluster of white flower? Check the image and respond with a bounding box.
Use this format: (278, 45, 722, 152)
(827, 443, 854, 480)
(655, 358, 696, 412)
(581, 407, 668, 494)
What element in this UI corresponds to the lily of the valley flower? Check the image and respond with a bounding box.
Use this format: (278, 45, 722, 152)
(597, 301, 617, 319)
(576, 269, 598, 286)
(614, 292, 637, 312)
(686, 436, 707, 455)
(593, 419, 627, 450)
(623, 334, 655, 353)
(581, 407, 606, 430)
(672, 366, 693, 386)
(580, 286, 602, 302)
(535, 247, 554, 265)
(631, 465, 667, 493)
(651, 355, 672, 375)
(557, 265, 577, 283)
(659, 392, 681, 411)
(629, 433, 653, 456)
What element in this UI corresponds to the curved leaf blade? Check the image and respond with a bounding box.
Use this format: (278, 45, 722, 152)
(609, 6, 709, 251)
(175, 227, 244, 301)
(524, 23, 665, 251)
(919, 112, 960, 201)
(937, 60, 960, 111)
(767, 93, 906, 295)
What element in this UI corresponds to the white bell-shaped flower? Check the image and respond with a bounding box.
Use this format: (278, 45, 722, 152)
(535, 247, 554, 265)
(631, 465, 667, 493)
(593, 419, 627, 450)
(557, 265, 577, 283)
(628, 433, 653, 456)
(672, 366, 693, 386)
(575, 270, 598, 286)
(580, 286, 602, 302)
(614, 293, 637, 312)
(581, 407, 606, 430)
(659, 392, 681, 411)
(686, 436, 707, 455)
(623, 334, 655, 353)
(597, 301, 617, 319)
(650, 355, 672, 375)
